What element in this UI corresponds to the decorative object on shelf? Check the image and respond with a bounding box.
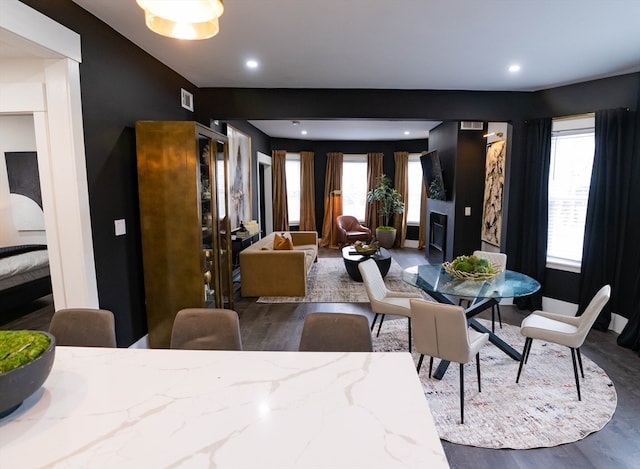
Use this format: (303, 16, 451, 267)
(442, 254, 501, 281)
(136, 0, 224, 40)
(366, 174, 404, 248)
(0, 330, 55, 418)
(353, 240, 378, 256)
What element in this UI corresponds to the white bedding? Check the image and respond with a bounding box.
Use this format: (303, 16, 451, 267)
(0, 250, 50, 281)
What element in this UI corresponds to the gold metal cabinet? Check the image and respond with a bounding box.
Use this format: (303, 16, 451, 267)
(136, 121, 232, 348)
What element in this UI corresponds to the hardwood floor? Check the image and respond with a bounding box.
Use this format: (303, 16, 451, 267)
(2, 247, 638, 468)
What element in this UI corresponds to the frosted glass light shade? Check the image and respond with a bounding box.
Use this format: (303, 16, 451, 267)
(136, 0, 224, 40)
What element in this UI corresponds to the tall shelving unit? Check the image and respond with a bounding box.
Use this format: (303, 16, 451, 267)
(136, 121, 232, 348)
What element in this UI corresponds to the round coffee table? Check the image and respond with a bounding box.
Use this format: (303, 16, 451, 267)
(341, 246, 392, 282)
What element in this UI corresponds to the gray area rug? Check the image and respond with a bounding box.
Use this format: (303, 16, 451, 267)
(373, 318, 617, 449)
(257, 256, 427, 303)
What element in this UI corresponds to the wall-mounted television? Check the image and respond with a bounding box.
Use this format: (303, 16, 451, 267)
(420, 150, 447, 200)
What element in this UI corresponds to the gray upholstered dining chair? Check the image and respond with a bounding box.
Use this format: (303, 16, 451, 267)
(170, 308, 243, 350)
(516, 285, 611, 401)
(410, 298, 489, 424)
(298, 312, 373, 352)
(358, 258, 423, 352)
(49, 308, 117, 347)
(458, 250, 508, 332)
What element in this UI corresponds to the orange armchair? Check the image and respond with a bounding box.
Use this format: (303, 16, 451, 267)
(336, 215, 372, 246)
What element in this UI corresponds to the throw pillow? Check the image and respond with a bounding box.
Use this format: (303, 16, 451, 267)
(273, 233, 294, 250)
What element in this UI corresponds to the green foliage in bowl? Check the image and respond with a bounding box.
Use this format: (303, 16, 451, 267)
(0, 331, 51, 373)
(451, 255, 495, 274)
(443, 255, 500, 280)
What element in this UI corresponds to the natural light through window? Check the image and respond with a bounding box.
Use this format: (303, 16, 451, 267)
(285, 153, 300, 224)
(547, 115, 595, 269)
(342, 155, 368, 221)
(407, 155, 423, 224)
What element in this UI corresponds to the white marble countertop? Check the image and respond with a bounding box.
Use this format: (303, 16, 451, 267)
(0, 347, 449, 469)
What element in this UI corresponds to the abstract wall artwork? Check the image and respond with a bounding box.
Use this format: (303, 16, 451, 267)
(226, 125, 252, 230)
(5, 151, 45, 231)
(481, 140, 506, 247)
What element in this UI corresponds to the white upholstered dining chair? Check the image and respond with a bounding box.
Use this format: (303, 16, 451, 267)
(358, 259, 422, 352)
(516, 285, 611, 400)
(410, 298, 489, 424)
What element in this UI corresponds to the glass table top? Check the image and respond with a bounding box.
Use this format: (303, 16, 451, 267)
(402, 264, 541, 300)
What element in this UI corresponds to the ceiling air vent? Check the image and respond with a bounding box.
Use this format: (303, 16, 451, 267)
(460, 121, 484, 130)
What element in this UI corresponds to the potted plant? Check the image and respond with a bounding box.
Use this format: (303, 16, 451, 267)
(366, 174, 404, 248)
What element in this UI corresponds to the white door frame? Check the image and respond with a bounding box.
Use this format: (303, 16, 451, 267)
(0, 1, 99, 309)
(257, 152, 273, 235)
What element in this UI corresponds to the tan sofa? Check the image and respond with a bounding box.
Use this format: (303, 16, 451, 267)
(239, 231, 318, 297)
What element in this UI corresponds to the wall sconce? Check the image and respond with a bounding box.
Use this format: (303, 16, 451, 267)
(136, 0, 224, 40)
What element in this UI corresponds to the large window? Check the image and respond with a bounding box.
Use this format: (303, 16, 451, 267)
(547, 115, 595, 269)
(406, 154, 423, 224)
(342, 155, 367, 221)
(285, 153, 300, 224)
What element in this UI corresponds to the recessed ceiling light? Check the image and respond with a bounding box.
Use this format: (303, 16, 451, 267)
(292, 120, 300, 126)
(246, 59, 258, 69)
(404, 131, 410, 135)
(508, 64, 521, 73)
(301, 130, 308, 135)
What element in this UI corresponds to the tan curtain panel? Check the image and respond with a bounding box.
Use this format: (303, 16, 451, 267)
(299, 151, 316, 231)
(393, 152, 409, 248)
(272, 150, 289, 231)
(319, 152, 343, 248)
(365, 152, 384, 229)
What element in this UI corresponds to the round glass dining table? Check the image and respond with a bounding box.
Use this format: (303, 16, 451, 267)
(401, 264, 541, 303)
(402, 264, 541, 379)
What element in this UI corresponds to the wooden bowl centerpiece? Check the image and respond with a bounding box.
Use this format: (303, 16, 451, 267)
(442, 254, 501, 281)
(0, 330, 56, 418)
(353, 240, 378, 256)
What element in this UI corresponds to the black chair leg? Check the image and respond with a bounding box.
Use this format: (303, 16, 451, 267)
(524, 336, 533, 363)
(376, 314, 385, 337)
(571, 347, 582, 401)
(407, 317, 412, 352)
(516, 337, 532, 383)
(429, 357, 434, 378)
(416, 354, 424, 373)
(460, 363, 465, 424)
(476, 353, 482, 392)
(577, 347, 584, 378)
(370, 313, 379, 332)
(496, 304, 502, 328)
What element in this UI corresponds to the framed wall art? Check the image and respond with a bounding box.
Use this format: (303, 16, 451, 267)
(226, 125, 252, 230)
(481, 139, 506, 247)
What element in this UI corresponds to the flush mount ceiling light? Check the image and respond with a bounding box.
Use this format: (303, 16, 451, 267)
(136, 0, 224, 40)
(508, 64, 521, 73)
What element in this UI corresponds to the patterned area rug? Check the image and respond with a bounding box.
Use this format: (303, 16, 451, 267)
(256, 257, 426, 303)
(373, 318, 617, 449)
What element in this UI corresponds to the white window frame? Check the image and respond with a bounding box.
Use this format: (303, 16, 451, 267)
(546, 115, 595, 273)
(406, 154, 423, 225)
(341, 154, 368, 222)
(285, 152, 301, 225)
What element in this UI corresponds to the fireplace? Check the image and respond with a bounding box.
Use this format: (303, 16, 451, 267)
(428, 211, 447, 264)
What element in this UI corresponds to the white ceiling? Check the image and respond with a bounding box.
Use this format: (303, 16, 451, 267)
(39, 1, 640, 139)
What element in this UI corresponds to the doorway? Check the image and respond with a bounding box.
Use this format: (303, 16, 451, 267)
(257, 152, 273, 237)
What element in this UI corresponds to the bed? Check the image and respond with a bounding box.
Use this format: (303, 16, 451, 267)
(0, 245, 52, 311)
